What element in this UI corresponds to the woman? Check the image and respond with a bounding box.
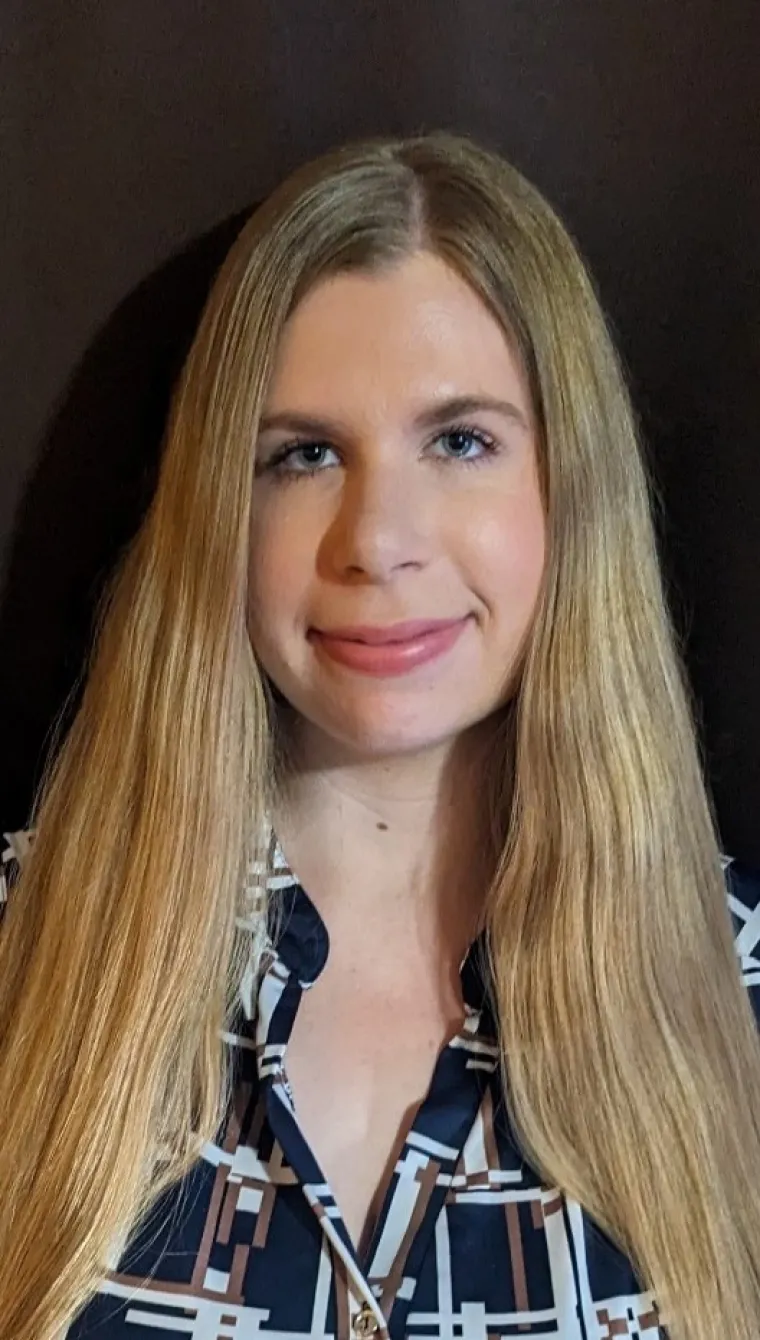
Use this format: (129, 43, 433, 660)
(1, 129, 759, 1340)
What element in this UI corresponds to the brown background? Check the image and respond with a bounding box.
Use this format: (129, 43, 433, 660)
(1, 2, 758, 860)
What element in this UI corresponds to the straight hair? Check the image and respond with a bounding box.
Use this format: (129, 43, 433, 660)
(1, 130, 759, 1338)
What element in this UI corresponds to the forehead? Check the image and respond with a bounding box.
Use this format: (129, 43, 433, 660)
(264, 251, 529, 416)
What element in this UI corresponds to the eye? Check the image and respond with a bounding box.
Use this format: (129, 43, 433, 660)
(258, 440, 340, 477)
(429, 425, 498, 462)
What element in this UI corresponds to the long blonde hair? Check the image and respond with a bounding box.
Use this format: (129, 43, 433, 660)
(1, 129, 759, 1339)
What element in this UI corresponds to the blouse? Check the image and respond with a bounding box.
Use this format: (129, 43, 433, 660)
(2, 825, 759, 1340)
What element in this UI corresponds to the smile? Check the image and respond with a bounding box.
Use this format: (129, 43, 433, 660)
(307, 617, 470, 677)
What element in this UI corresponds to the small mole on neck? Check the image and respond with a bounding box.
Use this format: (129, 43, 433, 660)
(376, 821, 389, 832)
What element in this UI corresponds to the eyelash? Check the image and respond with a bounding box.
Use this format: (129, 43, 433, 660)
(258, 423, 500, 480)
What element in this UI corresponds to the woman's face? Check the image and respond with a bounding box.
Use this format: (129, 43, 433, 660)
(248, 250, 546, 761)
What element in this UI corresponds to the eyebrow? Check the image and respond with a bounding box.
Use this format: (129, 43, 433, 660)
(257, 393, 531, 437)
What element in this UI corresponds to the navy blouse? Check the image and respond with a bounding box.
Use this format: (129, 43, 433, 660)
(2, 827, 759, 1340)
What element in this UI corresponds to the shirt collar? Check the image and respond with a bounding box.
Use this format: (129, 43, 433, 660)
(256, 822, 494, 1015)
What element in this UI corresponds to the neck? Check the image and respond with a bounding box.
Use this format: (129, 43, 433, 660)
(272, 716, 506, 968)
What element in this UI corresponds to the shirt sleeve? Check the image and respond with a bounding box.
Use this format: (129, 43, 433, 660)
(0, 828, 36, 921)
(724, 855, 760, 1026)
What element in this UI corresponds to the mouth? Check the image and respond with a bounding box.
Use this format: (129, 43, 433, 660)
(310, 617, 468, 645)
(307, 616, 471, 677)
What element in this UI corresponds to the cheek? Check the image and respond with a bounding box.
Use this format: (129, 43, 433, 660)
(465, 494, 546, 613)
(246, 501, 317, 644)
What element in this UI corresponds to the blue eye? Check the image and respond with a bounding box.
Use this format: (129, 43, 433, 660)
(257, 422, 498, 481)
(261, 441, 340, 477)
(430, 426, 497, 462)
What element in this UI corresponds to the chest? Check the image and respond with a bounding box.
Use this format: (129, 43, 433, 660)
(65, 968, 661, 1340)
(282, 968, 463, 1255)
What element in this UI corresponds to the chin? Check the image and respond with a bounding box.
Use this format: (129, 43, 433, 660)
(270, 671, 504, 762)
(312, 698, 486, 761)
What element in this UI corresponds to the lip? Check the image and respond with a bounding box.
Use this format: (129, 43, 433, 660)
(313, 618, 467, 645)
(308, 616, 470, 677)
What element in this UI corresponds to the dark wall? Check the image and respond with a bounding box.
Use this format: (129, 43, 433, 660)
(1, 2, 758, 859)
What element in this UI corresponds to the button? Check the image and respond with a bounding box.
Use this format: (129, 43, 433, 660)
(352, 1302, 379, 1337)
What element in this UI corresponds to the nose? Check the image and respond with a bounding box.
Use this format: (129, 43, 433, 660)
(320, 458, 433, 583)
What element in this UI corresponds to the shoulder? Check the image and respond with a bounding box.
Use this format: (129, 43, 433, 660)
(723, 853, 760, 1007)
(3, 827, 759, 962)
(1, 827, 36, 913)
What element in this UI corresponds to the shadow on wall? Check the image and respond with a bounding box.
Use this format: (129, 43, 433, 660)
(0, 207, 253, 829)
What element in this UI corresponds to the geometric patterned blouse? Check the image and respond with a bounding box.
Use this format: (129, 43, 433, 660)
(2, 826, 759, 1340)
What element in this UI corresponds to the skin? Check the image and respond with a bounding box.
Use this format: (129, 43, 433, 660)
(247, 249, 547, 1254)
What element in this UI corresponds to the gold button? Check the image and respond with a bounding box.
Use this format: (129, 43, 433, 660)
(352, 1302, 379, 1337)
